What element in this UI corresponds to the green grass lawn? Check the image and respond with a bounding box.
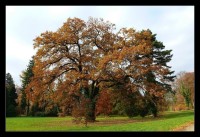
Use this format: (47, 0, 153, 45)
(6, 110, 194, 131)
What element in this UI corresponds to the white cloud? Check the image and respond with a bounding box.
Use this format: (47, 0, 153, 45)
(6, 35, 36, 85)
(6, 35, 36, 61)
(46, 6, 74, 17)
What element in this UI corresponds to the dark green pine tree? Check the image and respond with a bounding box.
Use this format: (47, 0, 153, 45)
(20, 57, 34, 116)
(151, 33, 175, 88)
(139, 30, 176, 117)
(6, 73, 18, 117)
(150, 31, 175, 117)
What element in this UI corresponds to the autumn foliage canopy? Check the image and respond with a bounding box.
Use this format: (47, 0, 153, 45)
(25, 17, 175, 121)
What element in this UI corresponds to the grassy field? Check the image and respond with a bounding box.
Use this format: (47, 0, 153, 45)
(6, 110, 194, 131)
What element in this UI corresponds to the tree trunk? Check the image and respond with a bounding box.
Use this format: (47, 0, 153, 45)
(26, 100, 30, 116)
(86, 101, 96, 122)
(85, 85, 99, 122)
(153, 111, 157, 117)
(148, 100, 158, 117)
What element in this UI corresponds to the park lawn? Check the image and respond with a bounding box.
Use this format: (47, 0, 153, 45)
(6, 110, 194, 131)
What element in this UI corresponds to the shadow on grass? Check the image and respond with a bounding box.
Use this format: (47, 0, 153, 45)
(161, 110, 194, 119)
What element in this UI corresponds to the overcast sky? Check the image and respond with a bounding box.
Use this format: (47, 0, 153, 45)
(6, 6, 194, 86)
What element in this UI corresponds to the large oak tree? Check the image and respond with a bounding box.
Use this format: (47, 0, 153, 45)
(26, 17, 175, 121)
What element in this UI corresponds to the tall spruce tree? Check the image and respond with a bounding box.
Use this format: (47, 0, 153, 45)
(143, 30, 175, 117)
(6, 73, 18, 117)
(20, 57, 34, 115)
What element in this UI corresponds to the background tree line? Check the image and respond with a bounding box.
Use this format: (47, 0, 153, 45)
(6, 70, 194, 117)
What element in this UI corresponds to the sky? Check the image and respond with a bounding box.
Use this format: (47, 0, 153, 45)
(6, 6, 194, 86)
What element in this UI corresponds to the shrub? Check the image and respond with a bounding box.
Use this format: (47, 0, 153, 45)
(45, 107, 58, 117)
(34, 111, 46, 117)
(139, 108, 149, 117)
(125, 105, 139, 118)
(6, 105, 17, 117)
(174, 104, 187, 111)
(58, 113, 65, 117)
